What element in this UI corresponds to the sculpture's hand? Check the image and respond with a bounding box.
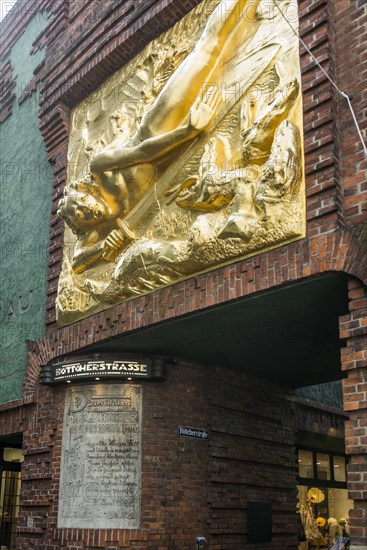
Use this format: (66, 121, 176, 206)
(102, 229, 125, 254)
(101, 221, 136, 261)
(188, 88, 221, 132)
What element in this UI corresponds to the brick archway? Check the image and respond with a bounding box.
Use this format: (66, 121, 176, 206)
(22, 225, 367, 547)
(24, 225, 366, 386)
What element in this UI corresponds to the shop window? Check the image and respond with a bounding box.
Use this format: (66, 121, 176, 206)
(298, 449, 314, 479)
(297, 448, 353, 549)
(297, 448, 348, 486)
(317, 453, 331, 481)
(333, 456, 346, 483)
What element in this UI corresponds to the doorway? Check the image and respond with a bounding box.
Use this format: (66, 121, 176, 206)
(0, 438, 23, 550)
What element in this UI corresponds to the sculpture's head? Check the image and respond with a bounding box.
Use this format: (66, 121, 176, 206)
(58, 176, 109, 234)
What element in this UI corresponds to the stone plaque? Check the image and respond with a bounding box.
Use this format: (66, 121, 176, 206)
(58, 384, 142, 529)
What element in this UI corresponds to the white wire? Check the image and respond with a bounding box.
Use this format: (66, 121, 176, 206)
(272, 0, 367, 159)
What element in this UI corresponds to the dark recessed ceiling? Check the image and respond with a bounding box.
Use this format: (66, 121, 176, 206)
(87, 273, 349, 388)
(0, 433, 22, 446)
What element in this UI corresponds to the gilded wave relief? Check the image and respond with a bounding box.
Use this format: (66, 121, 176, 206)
(57, 0, 305, 325)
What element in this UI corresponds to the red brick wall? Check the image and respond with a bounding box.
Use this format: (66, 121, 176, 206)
(299, 0, 343, 235)
(10, 361, 345, 549)
(1, 0, 366, 547)
(28, 0, 364, 328)
(19, 228, 365, 386)
(340, 277, 367, 546)
(334, 0, 367, 225)
(0, 2, 365, 336)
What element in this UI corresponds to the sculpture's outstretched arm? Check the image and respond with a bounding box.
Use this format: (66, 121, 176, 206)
(139, 0, 261, 139)
(90, 90, 220, 174)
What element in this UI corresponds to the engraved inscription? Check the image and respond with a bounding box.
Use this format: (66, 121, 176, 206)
(58, 384, 142, 529)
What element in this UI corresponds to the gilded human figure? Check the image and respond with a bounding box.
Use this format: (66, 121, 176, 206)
(59, 91, 220, 273)
(57, 0, 305, 325)
(59, 0, 260, 273)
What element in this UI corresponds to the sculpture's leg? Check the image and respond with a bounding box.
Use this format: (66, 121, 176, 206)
(139, 0, 261, 139)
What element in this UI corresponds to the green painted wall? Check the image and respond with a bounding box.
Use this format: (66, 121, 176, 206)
(0, 14, 53, 403)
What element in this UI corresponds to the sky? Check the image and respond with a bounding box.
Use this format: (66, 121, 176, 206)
(1, 0, 18, 22)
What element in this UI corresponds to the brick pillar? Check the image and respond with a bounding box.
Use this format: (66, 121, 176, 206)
(340, 277, 367, 549)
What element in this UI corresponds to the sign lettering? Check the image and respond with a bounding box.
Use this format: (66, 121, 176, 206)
(177, 426, 211, 440)
(40, 356, 165, 385)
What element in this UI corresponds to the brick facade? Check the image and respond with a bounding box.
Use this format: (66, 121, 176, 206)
(340, 278, 367, 547)
(1, 361, 347, 549)
(1, 0, 366, 547)
(37, 0, 366, 327)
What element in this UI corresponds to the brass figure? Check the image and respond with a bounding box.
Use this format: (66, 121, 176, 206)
(59, 91, 220, 273)
(57, 0, 305, 325)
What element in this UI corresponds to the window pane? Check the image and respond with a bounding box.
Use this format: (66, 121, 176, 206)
(333, 455, 346, 482)
(298, 450, 314, 478)
(317, 453, 330, 480)
(328, 487, 353, 523)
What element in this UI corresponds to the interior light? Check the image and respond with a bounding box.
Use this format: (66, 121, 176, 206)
(127, 377, 132, 381)
(66, 380, 71, 384)
(95, 377, 100, 381)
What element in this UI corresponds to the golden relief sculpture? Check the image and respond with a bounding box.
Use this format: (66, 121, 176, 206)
(57, 0, 305, 325)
